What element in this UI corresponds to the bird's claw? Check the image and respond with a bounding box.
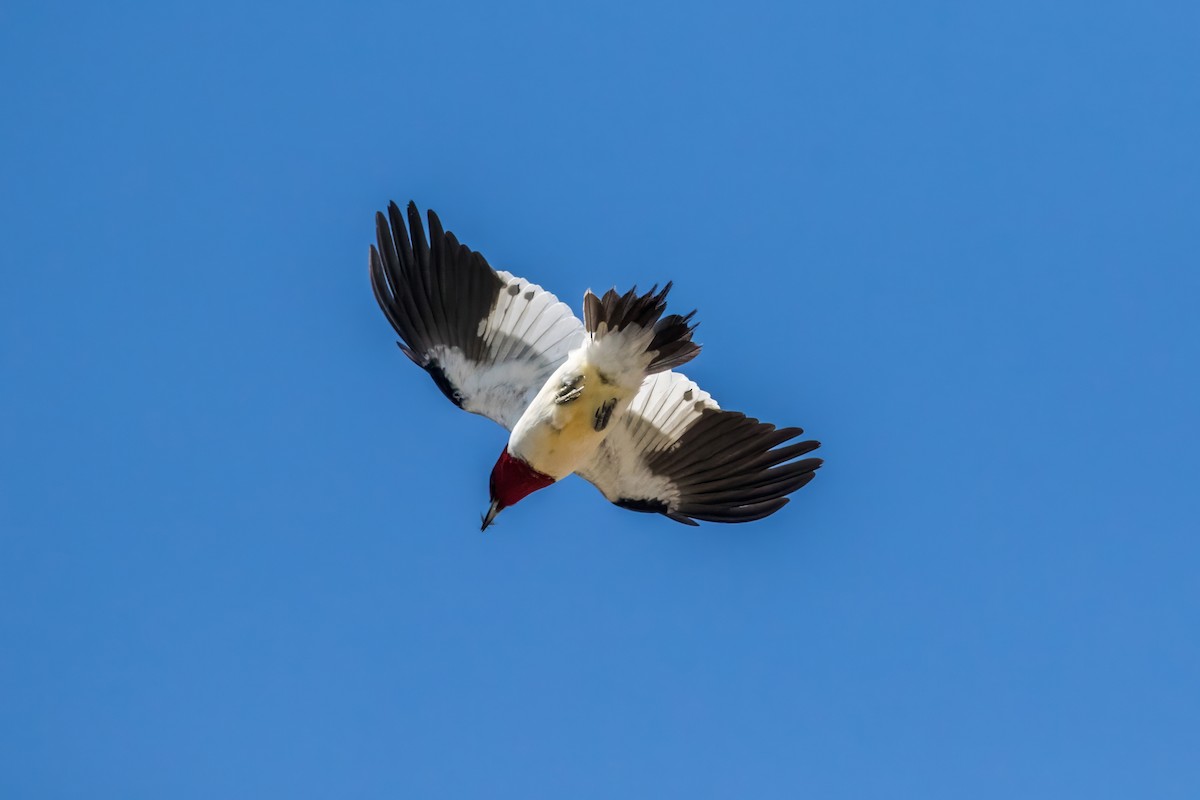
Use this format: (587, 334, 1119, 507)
(554, 375, 585, 405)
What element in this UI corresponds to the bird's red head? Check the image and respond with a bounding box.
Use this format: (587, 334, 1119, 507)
(483, 448, 555, 530)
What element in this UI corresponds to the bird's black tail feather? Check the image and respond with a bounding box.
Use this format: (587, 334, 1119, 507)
(582, 282, 700, 374)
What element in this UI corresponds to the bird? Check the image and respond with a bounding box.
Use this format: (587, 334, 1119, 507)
(368, 201, 822, 531)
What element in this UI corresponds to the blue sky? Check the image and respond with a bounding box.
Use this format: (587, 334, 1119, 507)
(2, 0, 1198, 796)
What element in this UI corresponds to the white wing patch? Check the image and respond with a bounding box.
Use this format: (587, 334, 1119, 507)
(427, 345, 548, 429)
(575, 370, 822, 526)
(617, 370, 718, 463)
(486, 270, 584, 372)
(575, 370, 716, 507)
(437, 271, 583, 429)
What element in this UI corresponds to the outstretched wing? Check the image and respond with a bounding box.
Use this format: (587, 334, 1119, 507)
(575, 371, 822, 525)
(369, 201, 585, 429)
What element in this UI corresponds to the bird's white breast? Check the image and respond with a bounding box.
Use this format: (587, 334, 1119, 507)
(508, 351, 636, 480)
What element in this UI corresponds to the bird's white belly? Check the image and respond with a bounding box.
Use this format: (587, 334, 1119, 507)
(509, 363, 630, 480)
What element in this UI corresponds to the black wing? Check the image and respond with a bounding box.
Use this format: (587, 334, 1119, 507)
(369, 201, 584, 429)
(576, 371, 822, 525)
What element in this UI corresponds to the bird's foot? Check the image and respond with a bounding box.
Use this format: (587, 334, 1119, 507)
(554, 375, 585, 405)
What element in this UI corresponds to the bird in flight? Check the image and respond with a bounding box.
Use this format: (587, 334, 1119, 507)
(368, 201, 822, 530)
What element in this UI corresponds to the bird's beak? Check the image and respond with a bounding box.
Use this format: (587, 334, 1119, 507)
(481, 500, 502, 531)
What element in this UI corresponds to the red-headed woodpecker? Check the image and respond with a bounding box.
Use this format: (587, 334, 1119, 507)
(369, 201, 822, 530)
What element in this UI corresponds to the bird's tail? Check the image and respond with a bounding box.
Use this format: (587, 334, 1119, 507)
(582, 282, 700, 376)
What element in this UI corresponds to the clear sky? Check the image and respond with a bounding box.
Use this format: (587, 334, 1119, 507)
(2, 1, 1198, 797)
